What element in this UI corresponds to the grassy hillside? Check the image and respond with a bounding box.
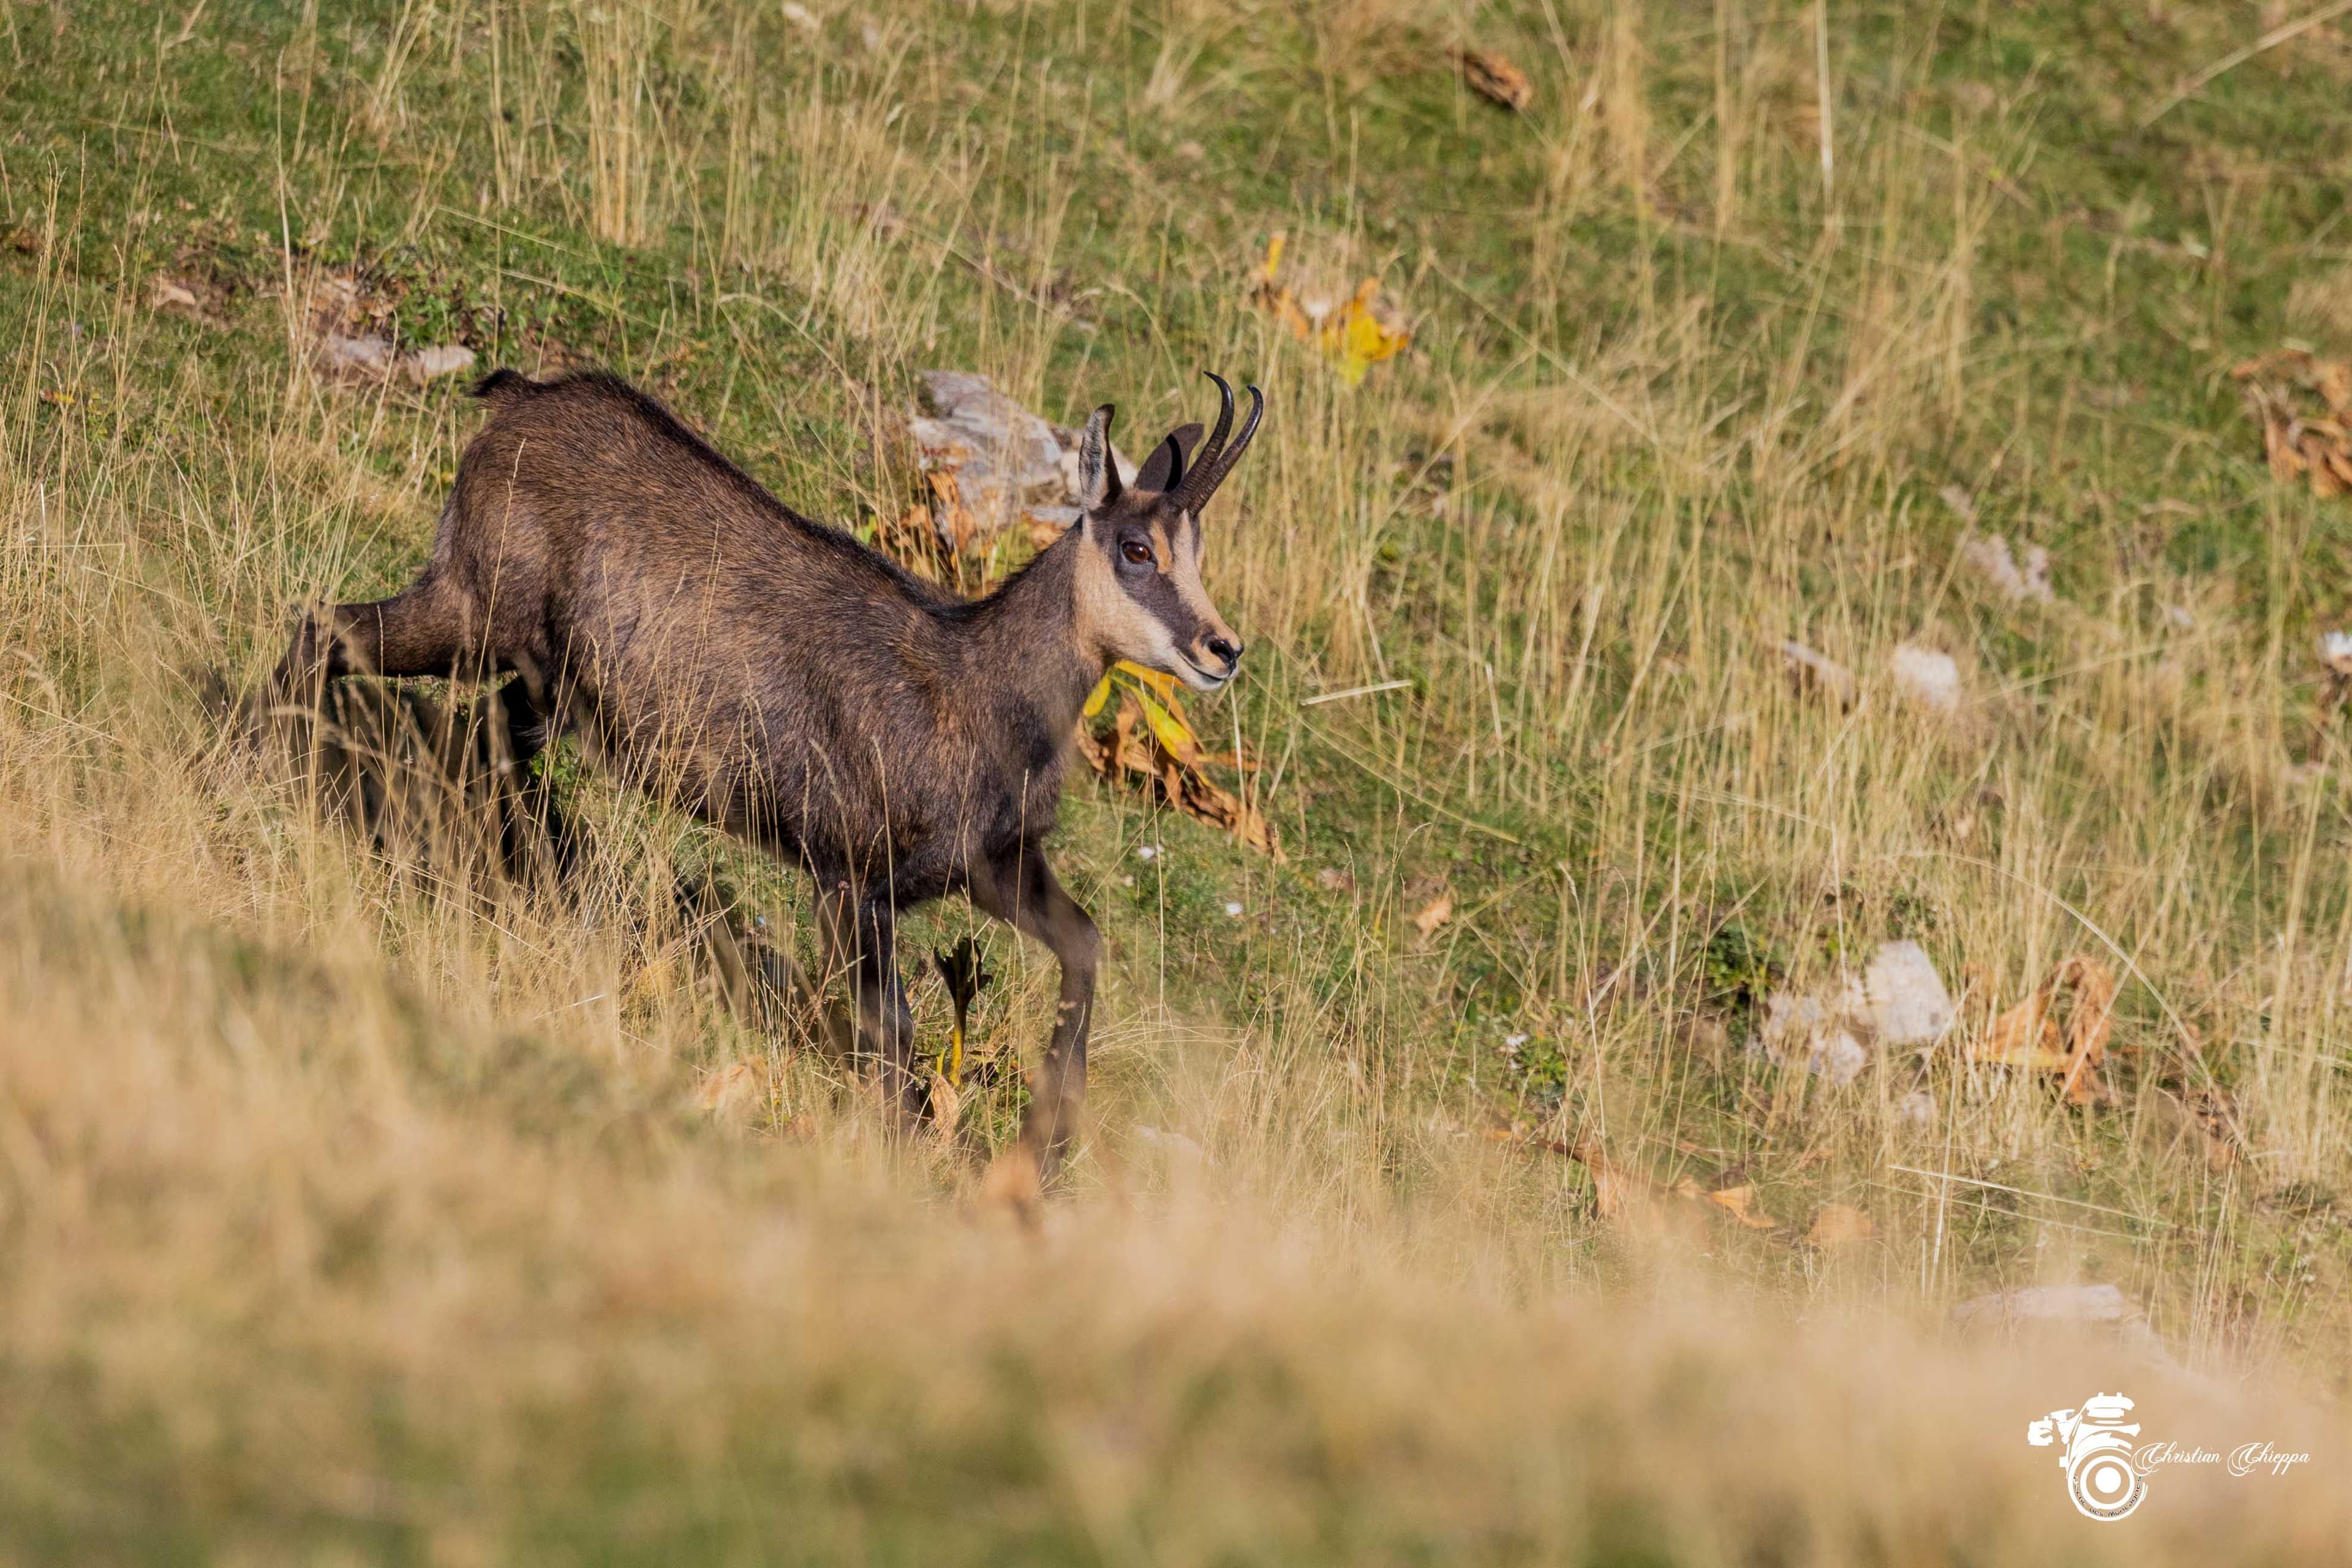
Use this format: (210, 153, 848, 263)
(6, 0, 2352, 1559)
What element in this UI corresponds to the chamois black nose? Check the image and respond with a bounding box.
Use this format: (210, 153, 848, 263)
(1205, 635, 1242, 668)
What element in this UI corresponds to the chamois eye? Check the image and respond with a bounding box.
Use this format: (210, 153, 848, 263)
(1121, 539, 1153, 565)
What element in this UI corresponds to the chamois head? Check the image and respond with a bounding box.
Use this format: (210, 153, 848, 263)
(1070, 372, 1262, 693)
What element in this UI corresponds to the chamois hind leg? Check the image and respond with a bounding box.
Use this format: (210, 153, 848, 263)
(272, 571, 481, 703)
(816, 883, 923, 1126)
(973, 845, 1099, 1182)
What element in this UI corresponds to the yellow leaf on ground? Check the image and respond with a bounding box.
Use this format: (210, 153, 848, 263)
(1807, 1204, 1876, 1247)
(1133, 688, 1200, 765)
(1253, 241, 1409, 385)
(1324, 279, 1412, 387)
(1082, 671, 1114, 720)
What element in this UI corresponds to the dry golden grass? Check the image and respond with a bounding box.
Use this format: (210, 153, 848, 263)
(4, 0, 2352, 1556)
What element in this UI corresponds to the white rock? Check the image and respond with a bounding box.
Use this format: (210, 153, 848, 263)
(1958, 533, 2053, 605)
(407, 343, 477, 382)
(1132, 1124, 1207, 1166)
(910, 370, 1138, 551)
(1757, 993, 1866, 1084)
(1759, 941, 1955, 1086)
(1890, 643, 1962, 712)
(1842, 940, 1955, 1047)
(315, 333, 396, 373)
(1953, 1283, 2128, 1325)
(2321, 631, 2352, 677)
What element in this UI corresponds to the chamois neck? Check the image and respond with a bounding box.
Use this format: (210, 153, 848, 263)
(962, 532, 1104, 735)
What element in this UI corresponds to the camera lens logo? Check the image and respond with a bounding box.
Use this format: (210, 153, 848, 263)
(2027, 1392, 2147, 1521)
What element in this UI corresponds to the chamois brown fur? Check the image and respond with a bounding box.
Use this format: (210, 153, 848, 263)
(273, 368, 1261, 1174)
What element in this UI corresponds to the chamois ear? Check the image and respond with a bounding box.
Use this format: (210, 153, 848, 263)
(1134, 421, 1205, 492)
(1076, 404, 1121, 514)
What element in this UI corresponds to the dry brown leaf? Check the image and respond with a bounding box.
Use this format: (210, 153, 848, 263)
(149, 276, 199, 312)
(1807, 1204, 1876, 1247)
(1670, 1178, 1781, 1230)
(696, 1058, 766, 1123)
(2160, 1087, 2241, 1172)
(1699, 1183, 1782, 1230)
(1558, 1139, 1640, 1220)
(926, 1071, 962, 1142)
(1079, 687, 1283, 860)
(1411, 892, 1453, 938)
(1461, 48, 1533, 111)
(1966, 955, 2118, 1104)
(2234, 349, 2352, 500)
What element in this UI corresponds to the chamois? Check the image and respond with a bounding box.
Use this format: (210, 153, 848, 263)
(273, 368, 1263, 1176)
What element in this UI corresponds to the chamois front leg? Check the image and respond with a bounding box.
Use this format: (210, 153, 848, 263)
(816, 884, 923, 1127)
(976, 846, 1099, 1181)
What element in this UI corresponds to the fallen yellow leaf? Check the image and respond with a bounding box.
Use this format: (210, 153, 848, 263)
(1133, 688, 1200, 766)
(1253, 238, 1411, 386)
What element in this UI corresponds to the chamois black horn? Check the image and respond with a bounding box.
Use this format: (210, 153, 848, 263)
(1174, 375, 1262, 513)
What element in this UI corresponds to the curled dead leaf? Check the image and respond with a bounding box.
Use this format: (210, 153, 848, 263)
(1411, 892, 1453, 939)
(1966, 955, 2118, 1104)
(2233, 348, 2352, 500)
(1673, 1179, 1781, 1231)
(925, 1071, 962, 1142)
(1461, 48, 1534, 111)
(1077, 668, 1282, 859)
(1558, 1139, 1641, 1221)
(1706, 1185, 1781, 1231)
